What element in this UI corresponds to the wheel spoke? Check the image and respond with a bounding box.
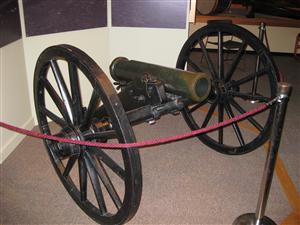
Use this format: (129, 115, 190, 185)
(230, 99, 263, 132)
(218, 102, 224, 144)
(84, 153, 107, 214)
(63, 155, 78, 177)
(225, 41, 247, 82)
(81, 91, 100, 130)
(50, 60, 74, 123)
(84, 130, 117, 140)
(68, 62, 83, 125)
(90, 148, 125, 180)
(186, 57, 202, 72)
(230, 68, 268, 87)
(35, 45, 144, 223)
(230, 91, 270, 102)
(224, 102, 245, 146)
(90, 154, 122, 210)
(43, 79, 72, 124)
(198, 39, 218, 80)
(201, 100, 218, 128)
(176, 23, 278, 154)
(186, 56, 211, 75)
(40, 106, 67, 127)
(188, 100, 208, 113)
(78, 156, 87, 202)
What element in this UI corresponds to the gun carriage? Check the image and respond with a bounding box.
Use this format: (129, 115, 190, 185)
(33, 22, 279, 224)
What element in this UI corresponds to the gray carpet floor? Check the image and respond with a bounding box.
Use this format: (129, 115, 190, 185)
(1, 55, 299, 224)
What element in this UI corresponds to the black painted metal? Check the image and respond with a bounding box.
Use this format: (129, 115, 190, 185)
(94, 70, 185, 126)
(177, 21, 278, 155)
(34, 45, 142, 225)
(33, 22, 282, 224)
(101, 57, 211, 125)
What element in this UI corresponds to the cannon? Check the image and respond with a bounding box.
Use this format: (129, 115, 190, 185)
(33, 22, 279, 224)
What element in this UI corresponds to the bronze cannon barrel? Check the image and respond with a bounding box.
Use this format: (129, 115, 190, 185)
(110, 57, 211, 102)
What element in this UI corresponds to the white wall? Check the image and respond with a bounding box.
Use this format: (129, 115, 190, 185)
(109, 27, 188, 67)
(22, 27, 111, 123)
(0, 0, 189, 163)
(1, 1, 111, 163)
(107, 0, 189, 67)
(21, 0, 189, 124)
(0, 39, 34, 163)
(22, 25, 189, 124)
(189, 23, 300, 53)
(2, 0, 298, 163)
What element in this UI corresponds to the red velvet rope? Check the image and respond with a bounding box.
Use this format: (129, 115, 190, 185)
(0, 103, 268, 149)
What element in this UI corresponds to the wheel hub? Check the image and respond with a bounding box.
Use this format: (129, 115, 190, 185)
(214, 80, 229, 103)
(216, 80, 227, 94)
(55, 127, 83, 158)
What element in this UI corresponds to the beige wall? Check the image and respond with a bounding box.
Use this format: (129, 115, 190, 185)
(22, 27, 111, 123)
(1, 0, 298, 163)
(22, 25, 189, 125)
(1, 1, 111, 163)
(109, 27, 188, 66)
(0, 0, 189, 163)
(0, 27, 111, 163)
(0, 39, 34, 163)
(20, 0, 189, 124)
(189, 22, 300, 53)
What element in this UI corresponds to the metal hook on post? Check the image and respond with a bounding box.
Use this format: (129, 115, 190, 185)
(233, 82, 292, 225)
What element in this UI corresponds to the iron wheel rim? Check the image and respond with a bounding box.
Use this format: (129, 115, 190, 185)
(34, 45, 142, 224)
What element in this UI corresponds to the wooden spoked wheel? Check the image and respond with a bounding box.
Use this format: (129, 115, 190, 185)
(34, 45, 142, 224)
(177, 22, 278, 155)
(196, 0, 231, 15)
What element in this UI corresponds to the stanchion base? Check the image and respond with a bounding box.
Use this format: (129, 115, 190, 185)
(232, 213, 277, 225)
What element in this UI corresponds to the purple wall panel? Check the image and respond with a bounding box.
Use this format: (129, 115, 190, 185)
(23, 0, 107, 37)
(112, 0, 187, 29)
(0, 0, 22, 48)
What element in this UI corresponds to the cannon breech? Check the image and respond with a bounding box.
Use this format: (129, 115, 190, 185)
(110, 57, 211, 103)
(107, 57, 211, 124)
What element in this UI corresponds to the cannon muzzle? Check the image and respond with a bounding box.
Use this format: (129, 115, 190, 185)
(110, 57, 211, 102)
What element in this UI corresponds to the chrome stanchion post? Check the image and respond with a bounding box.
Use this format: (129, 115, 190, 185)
(233, 82, 292, 225)
(255, 82, 292, 224)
